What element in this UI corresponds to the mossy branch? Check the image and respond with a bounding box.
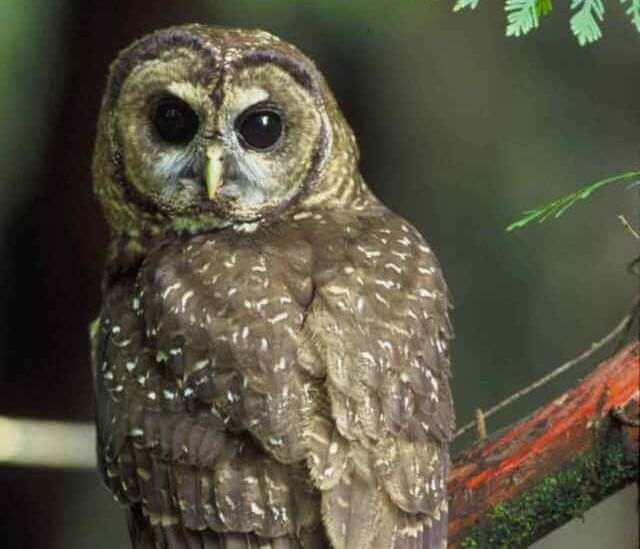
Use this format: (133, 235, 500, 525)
(448, 342, 639, 547)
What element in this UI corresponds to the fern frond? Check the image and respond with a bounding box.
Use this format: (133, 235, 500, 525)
(570, 0, 605, 45)
(506, 171, 640, 232)
(505, 0, 539, 37)
(621, 0, 640, 31)
(453, 0, 481, 12)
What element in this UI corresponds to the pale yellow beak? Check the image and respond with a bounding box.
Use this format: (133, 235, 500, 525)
(204, 144, 224, 200)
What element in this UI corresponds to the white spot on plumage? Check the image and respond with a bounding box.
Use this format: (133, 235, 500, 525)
(268, 312, 288, 324)
(223, 254, 238, 269)
(357, 245, 381, 259)
(417, 288, 436, 299)
(374, 292, 390, 307)
(195, 262, 211, 274)
(392, 251, 410, 261)
(377, 340, 393, 353)
(360, 351, 375, 363)
(162, 283, 181, 300)
(192, 359, 210, 372)
(375, 278, 395, 289)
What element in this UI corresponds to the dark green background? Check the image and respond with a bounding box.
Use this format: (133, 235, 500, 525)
(0, 1, 637, 547)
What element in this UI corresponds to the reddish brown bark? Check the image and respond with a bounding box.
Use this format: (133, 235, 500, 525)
(447, 341, 640, 546)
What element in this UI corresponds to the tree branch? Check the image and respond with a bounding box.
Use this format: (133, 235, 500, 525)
(448, 341, 639, 547)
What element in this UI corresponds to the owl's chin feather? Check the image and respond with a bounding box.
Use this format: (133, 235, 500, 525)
(170, 213, 231, 235)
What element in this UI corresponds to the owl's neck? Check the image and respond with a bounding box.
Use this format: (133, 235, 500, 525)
(299, 169, 374, 211)
(102, 228, 161, 290)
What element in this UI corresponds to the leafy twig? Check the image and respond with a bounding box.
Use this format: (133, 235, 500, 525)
(453, 0, 481, 12)
(451, 0, 640, 44)
(621, 0, 640, 32)
(505, 0, 540, 36)
(570, 0, 605, 46)
(506, 171, 640, 232)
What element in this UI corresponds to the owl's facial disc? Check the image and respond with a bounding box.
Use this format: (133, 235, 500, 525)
(108, 31, 330, 233)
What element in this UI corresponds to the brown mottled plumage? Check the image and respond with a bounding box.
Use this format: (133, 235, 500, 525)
(91, 25, 454, 549)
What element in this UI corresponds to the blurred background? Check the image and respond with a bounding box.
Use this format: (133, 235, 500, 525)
(0, 1, 637, 547)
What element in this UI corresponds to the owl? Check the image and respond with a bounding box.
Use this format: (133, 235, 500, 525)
(91, 24, 454, 549)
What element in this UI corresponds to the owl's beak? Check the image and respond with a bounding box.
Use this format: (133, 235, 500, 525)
(204, 144, 224, 200)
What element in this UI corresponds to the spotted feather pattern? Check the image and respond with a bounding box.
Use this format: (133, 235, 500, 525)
(94, 207, 453, 548)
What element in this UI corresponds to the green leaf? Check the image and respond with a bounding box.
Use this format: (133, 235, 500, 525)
(453, 0, 481, 12)
(621, 0, 640, 32)
(505, 0, 540, 37)
(506, 171, 640, 232)
(536, 0, 553, 16)
(570, 0, 605, 46)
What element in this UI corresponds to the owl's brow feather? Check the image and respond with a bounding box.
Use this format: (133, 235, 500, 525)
(105, 28, 220, 111)
(232, 50, 319, 97)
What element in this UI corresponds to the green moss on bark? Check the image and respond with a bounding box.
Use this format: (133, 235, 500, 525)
(459, 426, 637, 548)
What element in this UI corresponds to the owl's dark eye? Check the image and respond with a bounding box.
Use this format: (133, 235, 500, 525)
(152, 98, 199, 145)
(237, 109, 283, 150)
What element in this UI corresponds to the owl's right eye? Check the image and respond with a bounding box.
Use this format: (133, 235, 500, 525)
(152, 98, 199, 145)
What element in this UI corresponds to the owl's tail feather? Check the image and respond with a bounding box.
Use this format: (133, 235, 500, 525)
(422, 510, 448, 549)
(127, 505, 328, 549)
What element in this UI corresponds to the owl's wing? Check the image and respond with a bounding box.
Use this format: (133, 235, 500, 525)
(300, 211, 454, 549)
(93, 232, 329, 548)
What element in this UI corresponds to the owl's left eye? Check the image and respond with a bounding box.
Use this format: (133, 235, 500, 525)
(236, 108, 283, 151)
(152, 97, 199, 145)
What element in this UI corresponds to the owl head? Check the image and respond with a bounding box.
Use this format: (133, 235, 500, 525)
(93, 25, 364, 237)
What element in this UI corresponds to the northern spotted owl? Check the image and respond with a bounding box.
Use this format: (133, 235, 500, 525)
(91, 24, 454, 549)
